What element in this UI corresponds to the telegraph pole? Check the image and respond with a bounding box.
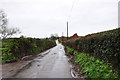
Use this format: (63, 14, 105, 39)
(67, 21, 68, 40)
(62, 32, 63, 37)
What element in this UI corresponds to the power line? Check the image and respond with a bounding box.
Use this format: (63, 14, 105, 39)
(67, 0, 77, 21)
(66, 0, 77, 38)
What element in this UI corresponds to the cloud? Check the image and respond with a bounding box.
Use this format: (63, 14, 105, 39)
(0, 0, 119, 38)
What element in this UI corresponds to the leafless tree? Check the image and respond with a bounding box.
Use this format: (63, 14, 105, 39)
(0, 10, 21, 39)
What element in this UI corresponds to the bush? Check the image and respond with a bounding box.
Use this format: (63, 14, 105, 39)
(65, 47, 118, 79)
(63, 28, 120, 72)
(2, 38, 56, 63)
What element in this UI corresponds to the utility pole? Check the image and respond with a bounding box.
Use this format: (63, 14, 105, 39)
(62, 32, 63, 37)
(67, 21, 68, 40)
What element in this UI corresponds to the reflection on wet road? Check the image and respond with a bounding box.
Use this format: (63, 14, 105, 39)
(14, 44, 72, 78)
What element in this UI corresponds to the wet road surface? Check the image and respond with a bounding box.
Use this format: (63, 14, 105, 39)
(14, 44, 72, 78)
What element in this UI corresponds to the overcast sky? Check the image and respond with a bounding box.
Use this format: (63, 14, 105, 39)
(0, 0, 119, 38)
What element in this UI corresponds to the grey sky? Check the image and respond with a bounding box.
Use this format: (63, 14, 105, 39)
(0, 0, 119, 38)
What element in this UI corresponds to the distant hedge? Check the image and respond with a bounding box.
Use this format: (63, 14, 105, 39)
(63, 28, 120, 72)
(2, 38, 56, 63)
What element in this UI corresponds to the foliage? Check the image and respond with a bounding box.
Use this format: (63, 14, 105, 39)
(50, 34, 59, 40)
(58, 39, 62, 43)
(65, 47, 118, 79)
(1, 48, 17, 63)
(1, 38, 56, 63)
(63, 28, 120, 72)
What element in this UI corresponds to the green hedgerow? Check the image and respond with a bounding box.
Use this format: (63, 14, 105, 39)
(66, 47, 118, 79)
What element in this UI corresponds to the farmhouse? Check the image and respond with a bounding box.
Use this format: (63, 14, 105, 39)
(60, 33, 79, 41)
(68, 33, 79, 40)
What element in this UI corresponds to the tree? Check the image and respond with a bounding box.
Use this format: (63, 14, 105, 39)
(50, 33, 59, 40)
(0, 10, 21, 39)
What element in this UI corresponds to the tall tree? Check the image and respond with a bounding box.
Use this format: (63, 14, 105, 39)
(0, 10, 21, 39)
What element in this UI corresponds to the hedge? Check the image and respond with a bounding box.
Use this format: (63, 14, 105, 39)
(65, 47, 118, 79)
(1, 38, 56, 63)
(63, 28, 120, 73)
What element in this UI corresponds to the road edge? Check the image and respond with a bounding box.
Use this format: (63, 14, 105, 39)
(11, 61, 32, 78)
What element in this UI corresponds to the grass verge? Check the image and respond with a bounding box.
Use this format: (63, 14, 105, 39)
(65, 46, 118, 79)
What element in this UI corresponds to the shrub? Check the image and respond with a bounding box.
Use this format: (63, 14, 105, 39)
(2, 38, 56, 63)
(65, 47, 118, 79)
(63, 28, 120, 72)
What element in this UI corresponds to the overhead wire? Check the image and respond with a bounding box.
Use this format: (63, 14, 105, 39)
(67, 0, 77, 22)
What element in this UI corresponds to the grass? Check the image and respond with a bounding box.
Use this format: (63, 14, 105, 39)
(66, 46, 118, 79)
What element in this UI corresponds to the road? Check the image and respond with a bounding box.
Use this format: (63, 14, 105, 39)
(13, 43, 72, 78)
